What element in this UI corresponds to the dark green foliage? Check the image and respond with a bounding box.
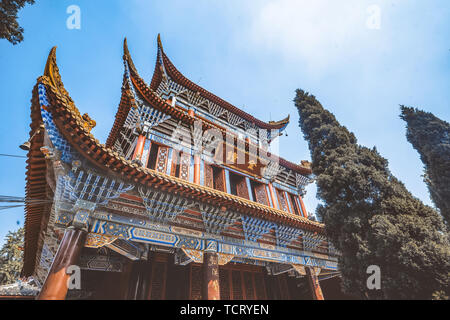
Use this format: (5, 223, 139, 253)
(0, 227, 24, 285)
(294, 89, 449, 299)
(0, 0, 35, 45)
(400, 106, 450, 226)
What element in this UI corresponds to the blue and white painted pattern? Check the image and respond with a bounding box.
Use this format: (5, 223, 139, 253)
(38, 83, 76, 163)
(241, 215, 276, 242)
(275, 225, 303, 247)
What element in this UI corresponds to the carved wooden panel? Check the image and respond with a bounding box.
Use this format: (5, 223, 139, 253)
(219, 268, 231, 300)
(276, 189, 289, 212)
(288, 192, 301, 215)
(213, 167, 226, 192)
(243, 271, 255, 300)
(236, 176, 249, 199)
(254, 273, 267, 300)
(231, 270, 243, 300)
(219, 265, 267, 300)
(190, 265, 203, 300)
(278, 274, 290, 300)
(179, 152, 190, 181)
(204, 163, 214, 189)
(150, 261, 167, 300)
(155, 146, 169, 173)
(170, 151, 179, 176)
(254, 183, 269, 206)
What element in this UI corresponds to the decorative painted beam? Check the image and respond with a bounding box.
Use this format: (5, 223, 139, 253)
(39, 83, 76, 163)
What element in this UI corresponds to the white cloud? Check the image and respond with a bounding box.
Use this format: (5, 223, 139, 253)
(247, 0, 385, 73)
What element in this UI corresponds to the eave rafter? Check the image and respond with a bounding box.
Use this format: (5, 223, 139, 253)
(198, 203, 239, 235)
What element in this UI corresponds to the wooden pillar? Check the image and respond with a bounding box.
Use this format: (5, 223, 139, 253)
(203, 252, 220, 300)
(127, 260, 152, 300)
(298, 195, 308, 218)
(306, 267, 324, 300)
(117, 261, 133, 300)
(189, 108, 201, 185)
(37, 228, 86, 300)
(194, 155, 201, 184)
(132, 134, 146, 161)
(268, 183, 278, 209)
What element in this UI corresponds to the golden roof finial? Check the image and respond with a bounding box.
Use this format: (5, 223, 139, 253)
(157, 33, 163, 52)
(42, 46, 96, 132)
(44, 46, 64, 94)
(43, 46, 57, 87)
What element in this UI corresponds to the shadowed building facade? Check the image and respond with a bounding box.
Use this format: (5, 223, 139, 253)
(22, 35, 341, 300)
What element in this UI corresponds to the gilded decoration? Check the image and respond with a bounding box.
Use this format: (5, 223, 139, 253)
(85, 233, 118, 249)
(217, 253, 234, 266)
(182, 248, 204, 263)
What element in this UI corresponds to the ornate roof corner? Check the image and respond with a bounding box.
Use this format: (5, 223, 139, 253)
(157, 33, 164, 52)
(123, 37, 138, 75)
(43, 46, 71, 100)
(269, 114, 290, 126)
(81, 113, 96, 132)
(156, 40, 291, 131)
(300, 160, 312, 170)
(42, 47, 96, 133)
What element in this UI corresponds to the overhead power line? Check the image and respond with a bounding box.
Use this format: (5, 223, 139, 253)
(0, 153, 27, 159)
(0, 195, 55, 211)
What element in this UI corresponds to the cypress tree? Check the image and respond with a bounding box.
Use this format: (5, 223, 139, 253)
(400, 106, 450, 226)
(294, 89, 449, 299)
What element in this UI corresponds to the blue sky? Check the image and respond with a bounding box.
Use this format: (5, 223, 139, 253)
(0, 0, 449, 245)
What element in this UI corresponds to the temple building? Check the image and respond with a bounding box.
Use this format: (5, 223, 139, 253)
(21, 35, 341, 300)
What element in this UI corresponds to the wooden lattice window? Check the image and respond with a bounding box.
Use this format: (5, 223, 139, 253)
(219, 266, 267, 300)
(287, 192, 301, 215)
(212, 166, 226, 192)
(169, 150, 190, 181)
(189, 265, 203, 300)
(228, 171, 249, 199)
(250, 180, 269, 206)
(276, 188, 289, 212)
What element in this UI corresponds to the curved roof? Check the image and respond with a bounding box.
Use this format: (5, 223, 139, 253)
(150, 34, 290, 131)
(106, 39, 312, 176)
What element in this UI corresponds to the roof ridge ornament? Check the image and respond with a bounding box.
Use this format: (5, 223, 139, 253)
(156, 34, 169, 81)
(157, 33, 164, 52)
(123, 37, 138, 75)
(268, 114, 290, 126)
(44, 46, 71, 99)
(43, 46, 96, 132)
(152, 38, 291, 132)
